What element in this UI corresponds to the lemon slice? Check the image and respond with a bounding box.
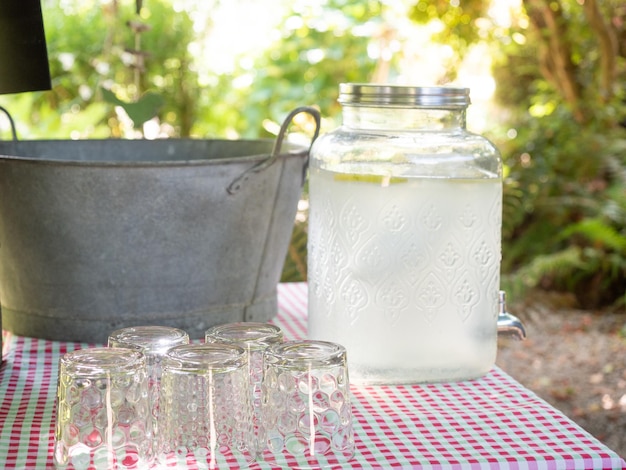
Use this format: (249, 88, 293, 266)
(333, 173, 407, 185)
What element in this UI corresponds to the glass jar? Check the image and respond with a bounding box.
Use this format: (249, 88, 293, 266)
(307, 84, 502, 384)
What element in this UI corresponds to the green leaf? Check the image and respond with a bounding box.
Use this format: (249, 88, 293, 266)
(101, 87, 164, 128)
(560, 219, 626, 253)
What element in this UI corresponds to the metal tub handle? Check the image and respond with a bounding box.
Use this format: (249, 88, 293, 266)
(0, 106, 18, 141)
(227, 106, 321, 195)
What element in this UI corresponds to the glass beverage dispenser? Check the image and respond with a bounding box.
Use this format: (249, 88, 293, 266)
(307, 84, 506, 384)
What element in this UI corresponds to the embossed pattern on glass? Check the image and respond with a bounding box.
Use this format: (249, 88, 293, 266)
(260, 340, 354, 469)
(205, 322, 284, 455)
(53, 348, 152, 469)
(308, 171, 502, 383)
(156, 343, 255, 468)
(108, 325, 190, 450)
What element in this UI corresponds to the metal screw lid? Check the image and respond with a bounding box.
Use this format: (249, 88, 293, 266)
(338, 83, 471, 108)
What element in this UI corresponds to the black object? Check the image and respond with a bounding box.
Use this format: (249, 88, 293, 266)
(0, 0, 51, 94)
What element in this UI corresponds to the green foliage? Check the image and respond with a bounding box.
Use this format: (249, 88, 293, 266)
(499, 105, 626, 307)
(503, 246, 585, 298)
(562, 219, 626, 253)
(494, 102, 626, 307)
(215, 0, 381, 138)
(409, 0, 489, 48)
(101, 88, 164, 128)
(281, 218, 309, 282)
(494, 0, 626, 308)
(0, 0, 198, 138)
(408, 0, 492, 81)
(131, 1, 200, 136)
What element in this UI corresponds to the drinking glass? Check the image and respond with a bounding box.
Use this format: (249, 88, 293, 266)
(205, 322, 284, 454)
(260, 340, 355, 469)
(53, 347, 152, 469)
(156, 343, 255, 468)
(108, 325, 190, 448)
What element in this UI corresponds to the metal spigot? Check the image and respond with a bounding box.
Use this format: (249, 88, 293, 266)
(497, 291, 527, 340)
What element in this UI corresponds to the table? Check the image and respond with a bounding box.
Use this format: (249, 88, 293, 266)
(1, 282, 625, 469)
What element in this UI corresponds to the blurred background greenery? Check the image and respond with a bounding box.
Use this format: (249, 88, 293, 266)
(0, 0, 624, 309)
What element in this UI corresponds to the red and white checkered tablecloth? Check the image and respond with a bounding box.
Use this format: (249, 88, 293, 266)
(1, 282, 624, 470)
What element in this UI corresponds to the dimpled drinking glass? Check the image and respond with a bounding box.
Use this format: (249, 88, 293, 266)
(156, 343, 255, 468)
(54, 347, 152, 469)
(108, 325, 190, 448)
(205, 322, 284, 454)
(260, 340, 355, 469)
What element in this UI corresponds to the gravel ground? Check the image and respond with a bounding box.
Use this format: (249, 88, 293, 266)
(496, 290, 626, 459)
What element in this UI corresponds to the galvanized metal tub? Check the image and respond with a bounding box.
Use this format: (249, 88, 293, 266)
(0, 107, 319, 343)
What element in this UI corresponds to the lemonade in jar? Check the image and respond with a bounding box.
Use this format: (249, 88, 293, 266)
(307, 84, 502, 384)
